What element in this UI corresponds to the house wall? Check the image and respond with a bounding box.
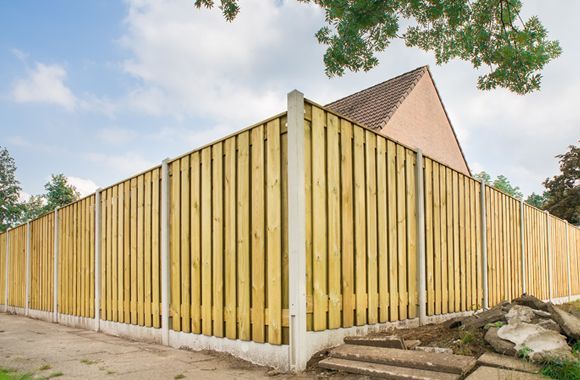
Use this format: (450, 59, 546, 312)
(380, 73, 470, 175)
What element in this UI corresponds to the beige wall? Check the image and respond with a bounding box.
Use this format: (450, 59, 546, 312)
(379, 73, 470, 175)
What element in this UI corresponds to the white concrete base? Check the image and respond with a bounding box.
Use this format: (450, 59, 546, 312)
(28, 308, 54, 323)
(99, 319, 163, 345)
(5, 306, 26, 316)
(302, 310, 476, 364)
(168, 330, 290, 371)
(549, 294, 580, 305)
(57, 313, 97, 330)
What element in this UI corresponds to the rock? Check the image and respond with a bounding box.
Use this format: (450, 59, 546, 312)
(512, 295, 548, 311)
(444, 316, 468, 329)
(344, 335, 406, 349)
(404, 340, 421, 350)
(532, 309, 551, 319)
(505, 305, 535, 324)
(477, 352, 541, 373)
(538, 319, 561, 333)
(415, 346, 454, 354)
(463, 306, 506, 329)
(484, 327, 516, 356)
(497, 322, 573, 363)
(547, 303, 580, 341)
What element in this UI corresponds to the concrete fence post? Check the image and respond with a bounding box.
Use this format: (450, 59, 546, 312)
(94, 189, 102, 331)
(480, 180, 488, 310)
(53, 208, 59, 322)
(4, 229, 9, 312)
(520, 200, 526, 295)
(287, 90, 308, 372)
(25, 222, 31, 316)
(415, 149, 427, 325)
(161, 158, 171, 346)
(545, 210, 553, 301)
(565, 221, 571, 302)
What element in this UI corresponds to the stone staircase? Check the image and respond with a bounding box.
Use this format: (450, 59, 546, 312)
(318, 337, 477, 379)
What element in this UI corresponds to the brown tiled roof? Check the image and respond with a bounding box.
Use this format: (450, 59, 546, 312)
(326, 66, 428, 130)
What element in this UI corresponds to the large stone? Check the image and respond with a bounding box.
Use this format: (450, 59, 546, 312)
(538, 319, 561, 333)
(329, 344, 477, 375)
(505, 305, 535, 324)
(344, 335, 406, 349)
(463, 306, 506, 329)
(484, 327, 516, 356)
(466, 366, 546, 380)
(415, 346, 453, 355)
(319, 357, 460, 380)
(512, 295, 548, 311)
(548, 303, 580, 340)
(498, 322, 573, 363)
(476, 352, 541, 373)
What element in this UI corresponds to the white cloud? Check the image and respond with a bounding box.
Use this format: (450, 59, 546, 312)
(97, 127, 136, 145)
(86, 151, 155, 176)
(119, 0, 323, 125)
(11, 62, 77, 110)
(67, 176, 99, 197)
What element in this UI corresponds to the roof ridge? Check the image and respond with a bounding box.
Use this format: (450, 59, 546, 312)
(326, 65, 428, 108)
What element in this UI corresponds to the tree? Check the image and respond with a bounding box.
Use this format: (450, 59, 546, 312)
(18, 195, 45, 223)
(525, 192, 546, 209)
(473, 171, 522, 199)
(0, 147, 22, 232)
(542, 145, 579, 224)
(196, 0, 561, 94)
(43, 174, 80, 212)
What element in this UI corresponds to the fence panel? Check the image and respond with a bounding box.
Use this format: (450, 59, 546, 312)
(485, 187, 523, 306)
(550, 216, 568, 298)
(424, 160, 482, 315)
(571, 225, 580, 295)
(58, 195, 95, 317)
(100, 169, 161, 328)
(523, 204, 549, 300)
(168, 114, 289, 345)
(8, 225, 26, 308)
(304, 101, 418, 331)
(0, 233, 6, 304)
(30, 213, 55, 312)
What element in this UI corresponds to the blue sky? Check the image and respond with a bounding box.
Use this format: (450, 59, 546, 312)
(1, 0, 578, 199)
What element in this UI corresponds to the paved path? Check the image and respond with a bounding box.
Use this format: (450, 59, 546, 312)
(0, 313, 308, 379)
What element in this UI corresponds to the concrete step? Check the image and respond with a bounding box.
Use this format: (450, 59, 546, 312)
(344, 335, 406, 349)
(477, 352, 541, 373)
(466, 366, 546, 380)
(319, 357, 460, 380)
(330, 344, 476, 375)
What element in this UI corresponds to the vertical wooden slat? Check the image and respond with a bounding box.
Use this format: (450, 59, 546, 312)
(354, 126, 367, 325)
(145, 171, 153, 328)
(236, 133, 250, 340)
(377, 138, 389, 322)
(312, 108, 328, 331)
(406, 149, 416, 319)
(224, 137, 237, 339)
(201, 147, 213, 336)
(266, 119, 282, 343)
(190, 154, 201, 333)
(366, 131, 378, 324)
(425, 159, 434, 316)
(387, 140, 398, 321)
(212, 142, 224, 337)
(180, 156, 190, 332)
(130, 178, 138, 324)
(152, 169, 160, 328)
(396, 145, 407, 319)
(340, 119, 355, 327)
(327, 113, 341, 329)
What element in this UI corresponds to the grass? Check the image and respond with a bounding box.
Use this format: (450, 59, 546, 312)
(540, 360, 580, 380)
(460, 330, 475, 345)
(0, 368, 32, 380)
(38, 364, 52, 371)
(45, 372, 63, 379)
(517, 346, 533, 360)
(80, 359, 97, 365)
(174, 374, 185, 379)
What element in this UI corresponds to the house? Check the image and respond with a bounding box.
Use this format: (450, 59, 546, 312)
(327, 66, 470, 175)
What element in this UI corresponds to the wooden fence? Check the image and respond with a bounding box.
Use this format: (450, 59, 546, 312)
(1, 96, 579, 356)
(302, 99, 580, 331)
